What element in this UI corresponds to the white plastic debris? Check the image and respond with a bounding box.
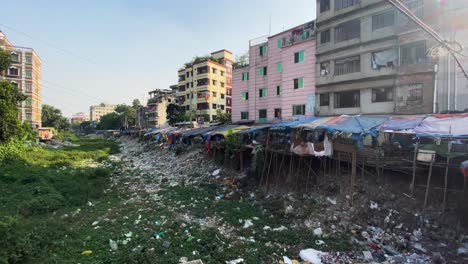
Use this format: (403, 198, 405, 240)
(363, 251, 373, 260)
(243, 219, 254, 228)
(125, 231, 133, 238)
(109, 239, 118, 251)
(212, 169, 220, 176)
(273, 226, 288, 231)
(326, 197, 337, 205)
(87, 201, 94, 207)
(315, 240, 325, 246)
(283, 256, 293, 264)
(92, 221, 99, 226)
(299, 248, 325, 264)
(313, 227, 323, 237)
(263, 226, 271, 230)
(370, 201, 379, 209)
(226, 258, 244, 264)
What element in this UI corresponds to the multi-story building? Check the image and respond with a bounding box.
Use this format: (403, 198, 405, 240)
(314, 0, 441, 116)
(71, 112, 90, 124)
(0, 30, 42, 127)
(147, 89, 175, 128)
(90, 103, 116, 121)
(177, 50, 233, 122)
(232, 21, 316, 123)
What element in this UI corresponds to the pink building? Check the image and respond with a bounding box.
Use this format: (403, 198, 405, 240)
(232, 21, 316, 123)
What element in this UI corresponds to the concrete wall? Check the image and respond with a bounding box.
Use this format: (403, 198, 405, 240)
(232, 23, 316, 123)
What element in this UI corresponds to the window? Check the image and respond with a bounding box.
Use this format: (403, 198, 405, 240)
(320, 62, 330, 76)
(276, 85, 282, 95)
(274, 108, 282, 119)
(8, 67, 18, 76)
(25, 97, 32, 107)
(212, 103, 217, 109)
(407, 86, 423, 104)
(220, 105, 225, 110)
(334, 56, 360, 75)
(277, 38, 285, 48)
(26, 113, 32, 120)
(277, 62, 282, 73)
(320, 93, 330, 106)
(259, 109, 267, 122)
(186, 94, 190, 99)
(186, 72, 189, 77)
(259, 88, 267, 98)
(371, 49, 397, 70)
(10, 52, 19, 62)
(335, 0, 359, 11)
(186, 105, 190, 111)
(221, 93, 225, 99)
(220, 82, 225, 88)
(294, 77, 304, 89)
(372, 10, 395, 31)
(242, 72, 249, 81)
(259, 45, 268, 56)
(241, 112, 249, 120)
(212, 80, 217, 85)
(320, 30, 330, 44)
(294, 51, 305, 63)
(292, 104, 306, 115)
(26, 55, 32, 64)
(335, 90, 360, 108)
(320, 0, 330, 13)
(241, 92, 249, 100)
(401, 41, 426, 65)
(402, 0, 423, 18)
(372, 87, 393, 102)
(259, 66, 267, 76)
(334, 19, 360, 42)
(212, 92, 217, 97)
(220, 71, 225, 76)
(186, 83, 190, 89)
(212, 68, 217, 74)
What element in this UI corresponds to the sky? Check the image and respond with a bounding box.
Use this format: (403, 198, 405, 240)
(1, 0, 316, 117)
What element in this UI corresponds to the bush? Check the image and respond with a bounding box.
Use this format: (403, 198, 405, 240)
(0, 140, 25, 162)
(54, 131, 78, 142)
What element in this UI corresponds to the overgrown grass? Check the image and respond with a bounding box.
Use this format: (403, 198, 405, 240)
(0, 137, 120, 263)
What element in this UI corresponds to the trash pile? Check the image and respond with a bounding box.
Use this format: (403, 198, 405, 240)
(99, 137, 465, 263)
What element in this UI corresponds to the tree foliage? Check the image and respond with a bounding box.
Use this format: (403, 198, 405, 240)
(41, 104, 70, 131)
(0, 81, 27, 142)
(166, 104, 185, 125)
(132, 99, 141, 109)
(115, 104, 136, 128)
(0, 48, 11, 75)
(215, 109, 231, 124)
(97, 112, 121, 130)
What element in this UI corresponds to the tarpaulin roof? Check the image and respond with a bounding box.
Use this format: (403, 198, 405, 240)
(297, 117, 334, 130)
(380, 116, 425, 132)
(144, 128, 161, 136)
(269, 117, 321, 130)
(181, 126, 218, 138)
(414, 114, 468, 138)
(317, 115, 388, 137)
(236, 124, 271, 134)
(214, 125, 250, 136)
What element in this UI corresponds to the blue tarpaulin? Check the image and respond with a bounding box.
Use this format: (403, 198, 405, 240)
(317, 116, 388, 137)
(269, 117, 321, 130)
(380, 116, 425, 131)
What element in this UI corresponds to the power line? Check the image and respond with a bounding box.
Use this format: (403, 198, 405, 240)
(386, 0, 468, 81)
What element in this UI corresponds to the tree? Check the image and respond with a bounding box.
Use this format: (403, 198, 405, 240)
(0, 80, 27, 142)
(166, 104, 185, 125)
(215, 109, 231, 124)
(132, 99, 142, 109)
(78, 121, 95, 134)
(0, 49, 11, 76)
(41, 104, 70, 131)
(97, 113, 121, 130)
(233, 51, 249, 69)
(115, 104, 136, 128)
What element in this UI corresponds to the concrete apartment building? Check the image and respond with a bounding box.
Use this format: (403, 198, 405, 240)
(177, 50, 233, 122)
(147, 88, 176, 128)
(232, 21, 316, 123)
(314, 0, 442, 116)
(90, 103, 116, 121)
(0, 31, 42, 127)
(71, 112, 90, 124)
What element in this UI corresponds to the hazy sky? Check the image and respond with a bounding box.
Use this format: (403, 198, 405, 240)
(1, 0, 316, 117)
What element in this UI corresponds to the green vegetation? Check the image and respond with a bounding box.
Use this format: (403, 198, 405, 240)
(41, 104, 71, 131)
(0, 138, 119, 263)
(97, 102, 140, 130)
(0, 80, 27, 142)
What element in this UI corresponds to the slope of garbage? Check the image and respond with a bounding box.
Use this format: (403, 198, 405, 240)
(98, 137, 467, 263)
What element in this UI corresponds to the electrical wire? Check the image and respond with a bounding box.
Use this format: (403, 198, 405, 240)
(386, 0, 468, 81)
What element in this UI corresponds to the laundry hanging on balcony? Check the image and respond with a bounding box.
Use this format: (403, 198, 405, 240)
(371, 49, 397, 70)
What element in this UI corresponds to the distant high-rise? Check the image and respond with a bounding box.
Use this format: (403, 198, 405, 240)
(0, 30, 42, 127)
(90, 103, 116, 121)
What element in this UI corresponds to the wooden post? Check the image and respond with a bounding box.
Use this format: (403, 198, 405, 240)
(423, 156, 435, 216)
(275, 154, 285, 192)
(442, 141, 452, 213)
(265, 151, 274, 192)
(306, 157, 312, 192)
(411, 141, 420, 197)
(350, 150, 357, 207)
